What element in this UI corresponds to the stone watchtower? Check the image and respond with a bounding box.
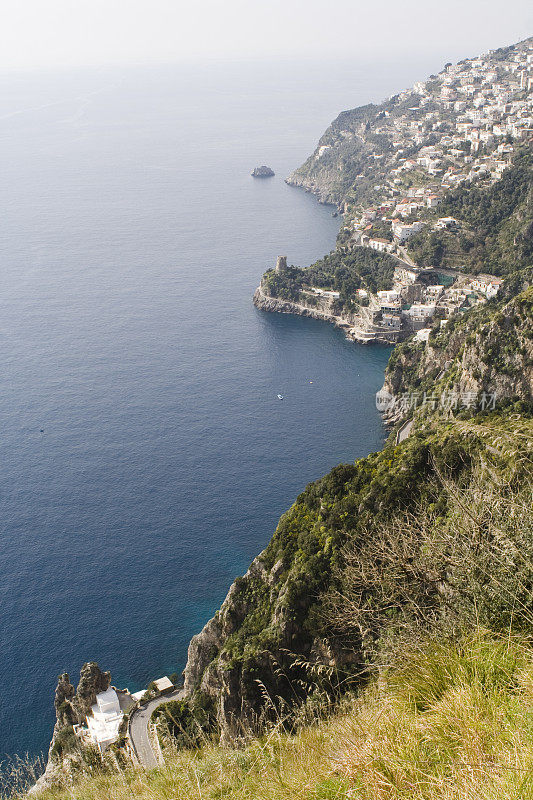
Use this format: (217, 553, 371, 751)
(275, 255, 287, 273)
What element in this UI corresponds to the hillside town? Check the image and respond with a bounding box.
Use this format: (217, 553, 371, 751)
(296, 39, 533, 342)
(343, 38, 532, 255)
(259, 39, 533, 344)
(296, 261, 503, 344)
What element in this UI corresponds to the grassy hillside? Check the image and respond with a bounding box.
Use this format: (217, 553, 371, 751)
(29, 633, 533, 800)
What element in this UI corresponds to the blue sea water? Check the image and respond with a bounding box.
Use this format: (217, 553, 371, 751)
(0, 56, 446, 761)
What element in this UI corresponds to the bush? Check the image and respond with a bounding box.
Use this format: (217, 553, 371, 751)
(50, 726, 78, 760)
(152, 698, 211, 749)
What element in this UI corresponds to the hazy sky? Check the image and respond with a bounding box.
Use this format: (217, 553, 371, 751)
(0, 0, 531, 73)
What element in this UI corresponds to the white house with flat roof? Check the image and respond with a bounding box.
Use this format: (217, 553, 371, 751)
(426, 285, 445, 298)
(394, 265, 423, 284)
(85, 688, 124, 752)
(368, 237, 395, 254)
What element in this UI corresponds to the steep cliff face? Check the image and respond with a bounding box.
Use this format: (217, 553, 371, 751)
(49, 662, 111, 744)
(182, 541, 357, 744)
(253, 285, 356, 327)
(183, 556, 296, 743)
(182, 274, 533, 745)
(382, 283, 533, 424)
(286, 104, 384, 205)
(31, 664, 112, 793)
(181, 415, 515, 743)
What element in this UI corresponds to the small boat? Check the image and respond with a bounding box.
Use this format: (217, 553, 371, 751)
(277, 394, 284, 400)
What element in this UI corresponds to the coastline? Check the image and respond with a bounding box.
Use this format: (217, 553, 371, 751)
(32, 166, 405, 793)
(253, 284, 403, 346)
(252, 284, 352, 331)
(22, 35, 533, 796)
(32, 279, 395, 795)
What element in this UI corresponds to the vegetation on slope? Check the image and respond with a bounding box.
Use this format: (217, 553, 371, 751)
(406, 149, 533, 274)
(178, 408, 532, 747)
(28, 633, 533, 800)
(18, 56, 533, 800)
(261, 247, 396, 307)
(383, 274, 533, 414)
(287, 92, 444, 206)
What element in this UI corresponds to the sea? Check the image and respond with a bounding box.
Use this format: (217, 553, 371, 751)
(0, 54, 449, 761)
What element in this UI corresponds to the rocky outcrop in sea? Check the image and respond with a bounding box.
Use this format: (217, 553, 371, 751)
(251, 166, 275, 178)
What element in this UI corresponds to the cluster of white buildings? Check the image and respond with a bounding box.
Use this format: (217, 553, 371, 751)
(393, 43, 533, 152)
(467, 274, 503, 299)
(350, 263, 503, 344)
(73, 676, 175, 754)
(306, 40, 524, 344)
(344, 38, 533, 255)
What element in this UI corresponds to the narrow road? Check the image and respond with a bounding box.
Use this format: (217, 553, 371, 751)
(129, 689, 184, 768)
(396, 418, 414, 445)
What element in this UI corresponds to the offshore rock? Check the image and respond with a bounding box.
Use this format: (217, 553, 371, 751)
(251, 165, 275, 178)
(71, 662, 111, 722)
(54, 674, 76, 727)
(53, 662, 111, 726)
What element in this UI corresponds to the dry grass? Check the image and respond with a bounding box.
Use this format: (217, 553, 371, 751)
(334, 633, 533, 799)
(18, 632, 533, 800)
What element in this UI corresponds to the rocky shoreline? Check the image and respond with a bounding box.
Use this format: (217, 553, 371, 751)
(285, 172, 342, 207)
(252, 284, 402, 346)
(253, 285, 351, 328)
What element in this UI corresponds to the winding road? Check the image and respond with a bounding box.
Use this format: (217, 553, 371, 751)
(129, 689, 184, 768)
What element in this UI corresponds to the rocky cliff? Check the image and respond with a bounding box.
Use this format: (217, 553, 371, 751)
(253, 284, 355, 328)
(30, 664, 113, 794)
(381, 278, 533, 425)
(180, 264, 533, 746)
(179, 405, 533, 745)
(286, 105, 383, 206)
(180, 486, 365, 743)
(253, 284, 404, 345)
(180, 554, 329, 744)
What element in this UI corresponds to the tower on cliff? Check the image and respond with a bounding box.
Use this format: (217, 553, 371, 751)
(275, 255, 287, 273)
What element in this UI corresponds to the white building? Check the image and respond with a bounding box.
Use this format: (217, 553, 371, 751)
(426, 285, 445, 298)
(414, 328, 431, 343)
(392, 220, 425, 243)
(85, 688, 124, 753)
(381, 313, 402, 329)
(153, 676, 174, 692)
(486, 278, 503, 298)
(435, 217, 459, 230)
(469, 274, 503, 298)
(404, 304, 436, 325)
(394, 265, 423, 284)
(368, 238, 394, 253)
(310, 287, 340, 299)
(377, 290, 401, 311)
